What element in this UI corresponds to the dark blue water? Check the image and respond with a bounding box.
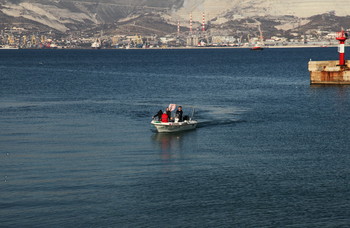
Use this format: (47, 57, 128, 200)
(1, 48, 350, 227)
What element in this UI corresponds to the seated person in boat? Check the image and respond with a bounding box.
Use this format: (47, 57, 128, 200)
(153, 110, 163, 121)
(161, 112, 169, 123)
(175, 106, 183, 122)
(166, 107, 172, 121)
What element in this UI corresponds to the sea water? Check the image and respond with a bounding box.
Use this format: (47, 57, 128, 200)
(1, 48, 350, 227)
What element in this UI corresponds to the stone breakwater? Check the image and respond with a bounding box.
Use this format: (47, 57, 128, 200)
(309, 60, 350, 84)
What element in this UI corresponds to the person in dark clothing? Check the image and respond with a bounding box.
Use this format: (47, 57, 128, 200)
(166, 107, 172, 121)
(175, 106, 183, 122)
(153, 110, 163, 121)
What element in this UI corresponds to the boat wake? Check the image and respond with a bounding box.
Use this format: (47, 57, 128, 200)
(194, 105, 247, 128)
(196, 119, 246, 128)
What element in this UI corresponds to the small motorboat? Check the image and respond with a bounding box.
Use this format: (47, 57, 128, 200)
(151, 104, 197, 133)
(251, 24, 264, 51)
(151, 119, 198, 133)
(251, 46, 264, 50)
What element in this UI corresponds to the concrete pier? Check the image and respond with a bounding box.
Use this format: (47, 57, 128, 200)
(309, 60, 350, 84)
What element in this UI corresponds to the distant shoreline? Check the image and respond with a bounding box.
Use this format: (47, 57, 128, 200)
(0, 45, 341, 50)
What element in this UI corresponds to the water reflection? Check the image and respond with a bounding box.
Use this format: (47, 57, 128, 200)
(151, 132, 189, 160)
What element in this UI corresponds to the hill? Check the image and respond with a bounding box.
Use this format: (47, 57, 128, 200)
(1, 0, 350, 37)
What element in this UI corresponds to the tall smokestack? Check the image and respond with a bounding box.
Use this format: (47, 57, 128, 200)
(190, 13, 193, 34)
(177, 20, 180, 36)
(202, 12, 205, 32)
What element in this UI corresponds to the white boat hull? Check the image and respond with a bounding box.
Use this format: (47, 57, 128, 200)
(151, 120, 197, 133)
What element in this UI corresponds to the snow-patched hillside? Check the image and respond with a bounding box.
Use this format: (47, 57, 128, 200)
(0, 0, 140, 32)
(1, 0, 350, 33)
(1, 2, 95, 32)
(174, 0, 350, 22)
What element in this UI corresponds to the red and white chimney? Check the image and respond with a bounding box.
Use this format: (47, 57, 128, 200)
(202, 12, 206, 32)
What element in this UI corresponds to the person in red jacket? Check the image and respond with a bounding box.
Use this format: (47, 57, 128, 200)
(161, 112, 169, 123)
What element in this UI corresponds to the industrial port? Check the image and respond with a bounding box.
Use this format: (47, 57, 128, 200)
(1, 10, 349, 50)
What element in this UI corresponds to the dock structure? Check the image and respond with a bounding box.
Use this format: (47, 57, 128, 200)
(309, 30, 350, 85)
(309, 61, 350, 84)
